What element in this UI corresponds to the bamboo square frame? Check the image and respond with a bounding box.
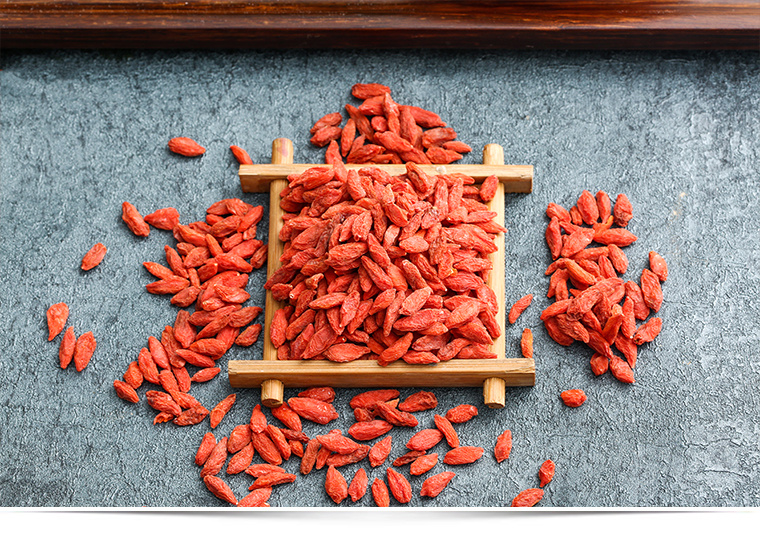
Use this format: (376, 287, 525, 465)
(228, 138, 535, 408)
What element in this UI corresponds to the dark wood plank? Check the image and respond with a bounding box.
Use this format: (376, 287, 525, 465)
(2, 1, 759, 50)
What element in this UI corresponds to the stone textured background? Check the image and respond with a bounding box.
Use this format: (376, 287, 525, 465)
(1, 50, 758, 507)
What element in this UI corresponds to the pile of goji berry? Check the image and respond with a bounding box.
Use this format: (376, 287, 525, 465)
(46, 302, 96, 373)
(267, 160, 507, 364)
(42, 83, 670, 508)
(111, 197, 269, 425)
(542, 190, 666, 392)
(310, 83, 471, 165)
(195, 387, 552, 507)
(40, 114, 551, 506)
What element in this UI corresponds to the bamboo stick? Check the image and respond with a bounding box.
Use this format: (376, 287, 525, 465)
(240, 163, 533, 194)
(259, 138, 293, 407)
(229, 359, 535, 389)
(481, 143, 509, 409)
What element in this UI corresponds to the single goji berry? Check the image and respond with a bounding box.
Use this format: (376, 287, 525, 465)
(46, 303, 69, 341)
(511, 488, 544, 507)
(324, 465, 349, 504)
(209, 393, 236, 429)
(58, 326, 76, 369)
(420, 471, 456, 498)
(168, 136, 205, 157)
(81, 242, 107, 271)
(203, 475, 237, 505)
(443, 446, 484, 465)
(560, 389, 587, 407)
(539, 460, 556, 487)
(494, 430, 513, 463)
(445, 404, 478, 423)
(73, 331, 96, 372)
(409, 454, 438, 476)
(371, 478, 390, 507)
(386, 468, 412, 504)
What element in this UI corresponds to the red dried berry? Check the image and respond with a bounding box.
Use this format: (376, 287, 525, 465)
(511, 488, 544, 507)
(560, 389, 587, 407)
(539, 460, 556, 487)
(46, 303, 69, 341)
(168, 136, 206, 157)
(81, 243, 107, 270)
(494, 430, 512, 463)
(420, 471, 456, 498)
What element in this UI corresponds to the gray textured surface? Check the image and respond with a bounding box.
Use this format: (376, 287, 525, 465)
(1, 50, 759, 508)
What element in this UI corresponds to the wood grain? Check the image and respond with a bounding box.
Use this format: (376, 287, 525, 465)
(262, 138, 293, 363)
(481, 143, 507, 408)
(2, 1, 758, 50)
(240, 163, 533, 194)
(228, 358, 536, 388)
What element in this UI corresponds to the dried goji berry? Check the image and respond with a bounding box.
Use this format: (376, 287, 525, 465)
(348, 420, 393, 441)
(443, 446, 484, 465)
(640, 268, 663, 312)
(609, 355, 636, 384)
(445, 404, 478, 423)
(230, 145, 253, 165)
(576, 190, 600, 225)
(144, 207, 180, 230)
(122, 201, 150, 237)
(494, 430, 512, 463)
(398, 391, 438, 412)
(508, 294, 533, 324)
(409, 453, 438, 476)
(73, 331, 96, 372)
(371, 478, 390, 507)
(392, 450, 425, 467)
(560, 389, 587, 407)
(113, 380, 139, 403)
(520, 328, 534, 358)
(613, 194, 633, 227)
(300, 439, 321, 475)
(81, 243, 107, 271)
(238, 488, 271, 508)
(590, 353, 609, 376)
(317, 432, 361, 455)
(250, 431, 283, 465)
(203, 475, 237, 505)
(348, 468, 369, 502)
(199, 437, 228, 478)
(209, 393, 236, 429)
(168, 136, 206, 157)
(288, 397, 339, 425)
(386, 468, 412, 504)
(248, 472, 296, 490)
(369, 435, 393, 468)
(325, 465, 349, 504)
(195, 432, 217, 466)
(539, 460, 555, 487)
(511, 488, 544, 507)
(649, 251, 668, 282)
(59, 326, 76, 369)
(633, 317, 662, 345)
(46, 303, 69, 341)
(246, 463, 286, 477)
(406, 429, 444, 452)
(350, 389, 400, 409)
(271, 403, 302, 432)
(420, 471, 456, 498)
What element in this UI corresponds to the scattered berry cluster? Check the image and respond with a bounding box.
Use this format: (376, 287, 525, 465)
(193, 388, 553, 507)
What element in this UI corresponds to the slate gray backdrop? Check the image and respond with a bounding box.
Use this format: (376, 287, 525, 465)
(1, 50, 758, 507)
